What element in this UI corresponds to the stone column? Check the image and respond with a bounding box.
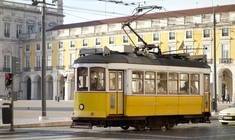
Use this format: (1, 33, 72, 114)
(31, 80, 37, 100)
(232, 75, 235, 103)
(53, 77, 58, 101)
(64, 79, 69, 100)
(21, 81, 27, 100)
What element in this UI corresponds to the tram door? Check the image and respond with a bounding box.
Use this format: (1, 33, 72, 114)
(109, 71, 124, 115)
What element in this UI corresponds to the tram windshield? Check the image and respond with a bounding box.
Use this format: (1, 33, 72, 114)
(77, 67, 105, 91)
(90, 67, 105, 91)
(77, 67, 88, 91)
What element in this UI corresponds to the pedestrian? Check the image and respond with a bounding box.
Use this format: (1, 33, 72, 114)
(222, 94, 225, 103)
(226, 94, 230, 103)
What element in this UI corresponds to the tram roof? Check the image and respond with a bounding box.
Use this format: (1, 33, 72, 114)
(74, 51, 210, 69)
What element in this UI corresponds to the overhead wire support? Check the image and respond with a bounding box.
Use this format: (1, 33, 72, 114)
(122, 5, 162, 50)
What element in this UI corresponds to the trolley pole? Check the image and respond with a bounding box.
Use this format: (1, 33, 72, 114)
(9, 93, 14, 131)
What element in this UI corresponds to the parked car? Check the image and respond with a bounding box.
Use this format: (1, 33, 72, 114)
(218, 103, 235, 125)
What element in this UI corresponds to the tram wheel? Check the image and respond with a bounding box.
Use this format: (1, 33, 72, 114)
(221, 122, 228, 125)
(121, 126, 130, 130)
(149, 126, 162, 130)
(135, 125, 145, 131)
(165, 123, 174, 129)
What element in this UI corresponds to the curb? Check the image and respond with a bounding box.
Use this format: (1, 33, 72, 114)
(0, 121, 72, 129)
(210, 116, 218, 120)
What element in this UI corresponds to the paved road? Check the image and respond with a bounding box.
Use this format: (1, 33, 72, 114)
(0, 120, 235, 140)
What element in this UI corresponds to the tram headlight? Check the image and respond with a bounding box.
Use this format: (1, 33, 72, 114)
(79, 104, 84, 110)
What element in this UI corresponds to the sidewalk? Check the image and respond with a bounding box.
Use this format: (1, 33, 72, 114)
(0, 100, 73, 130)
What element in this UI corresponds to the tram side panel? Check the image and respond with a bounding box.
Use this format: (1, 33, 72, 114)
(155, 96, 179, 115)
(178, 96, 203, 115)
(125, 95, 207, 117)
(125, 96, 156, 116)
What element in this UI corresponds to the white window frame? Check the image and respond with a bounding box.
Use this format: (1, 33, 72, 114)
(25, 45, 30, 52)
(58, 41, 63, 49)
(70, 53, 76, 65)
(47, 55, 52, 67)
(36, 44, 41, 51)
(25, 56, 30, 68)
(27, 24, 34, 34)
(122, 35, 129, 44)
(4, 23, 10, 38)
(185, 30, 193, 40)
(221, 28, 229, 37)
(83, 39, 88, 47)
(109, 36, 115, 45)
(168, 45, 176, 54)
(185, 45, 194, 55)
(203, 44, 211, 59)
(203, 29, 210, 38)
(16, 24, 22, 39)
(4, 55, 11, 68)
(221, 43, 230, 59)
(95, 38, 101, 46)
(168, 32, 176, 41)
(152, 32, 160, 42)
(47, 42, 52, 50)
(70, 40, 75, 48)
(58, 53, 64, 66)
(36, 56, 41, 67)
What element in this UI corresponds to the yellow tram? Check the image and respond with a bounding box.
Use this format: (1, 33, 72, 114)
(71, 45, 211, 130)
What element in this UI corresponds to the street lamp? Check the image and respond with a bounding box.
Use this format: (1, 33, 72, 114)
(31, 0, 55, 120)
(213, 7, 217, 112)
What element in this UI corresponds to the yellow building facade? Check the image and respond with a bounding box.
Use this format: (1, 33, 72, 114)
(19, 4, 235, 101)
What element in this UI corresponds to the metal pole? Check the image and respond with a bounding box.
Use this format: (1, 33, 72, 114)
(213, 7, 217, 112)
(41, 0, 46, 118)
(9, 98, 14, 131)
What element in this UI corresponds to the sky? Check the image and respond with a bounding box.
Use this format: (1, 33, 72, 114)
(5, 0, 235, 24)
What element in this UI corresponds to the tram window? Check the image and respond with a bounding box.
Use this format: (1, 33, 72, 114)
(191, 74, 199, 94)
(77, 67, 88, 91)
(145, 71, 156, 94)
(90, 67, 105, 91)
(132, 71, 144, 94)
(180, 73, 189, 94)
(169, 73, 178, 94)
(118, 72, 123, 91)
(157, 72, 167, 94)
(109, 72, 116, 90)
(204, 74, 210, 92)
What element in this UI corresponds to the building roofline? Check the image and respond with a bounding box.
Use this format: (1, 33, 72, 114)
(48, 4, 235, 31)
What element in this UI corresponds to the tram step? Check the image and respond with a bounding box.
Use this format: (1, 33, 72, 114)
(70, 122, 92, 129)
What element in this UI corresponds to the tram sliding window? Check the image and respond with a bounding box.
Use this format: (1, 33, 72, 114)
(132, 71, 144, 94)
(204, 75, 210, 93)
(180, 73, 189, 94)
(145, 71, 156, 94)
(157, 72, 167, 94)
(90, 67, 105, 91)
(190, 74, 199, 94)
(169, 73, 178, 94)
(77, 67, 88, 91)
